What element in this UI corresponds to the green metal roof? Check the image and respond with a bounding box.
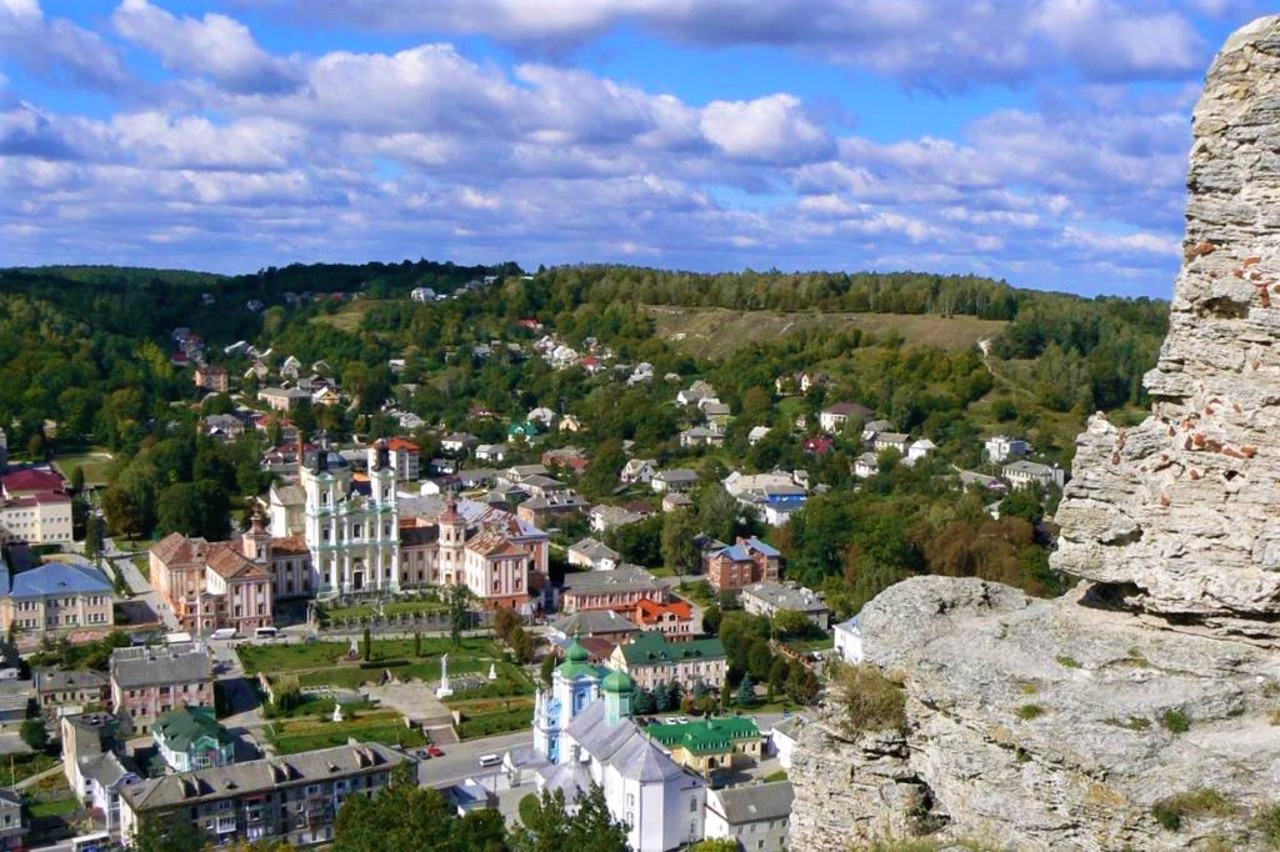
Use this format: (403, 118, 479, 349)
(619, 631, 726, 666)
(647, 716, 760, 755)
(153, 706, 232, 753)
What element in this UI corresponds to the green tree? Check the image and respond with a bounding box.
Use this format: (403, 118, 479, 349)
(492, 607, 522, 645)
(736, 674, 757, 708)
(696, 484, 740, 544)
(693, 840, 741, 852)
(69, 465, 85, 493)
(509, 785, 629, 852)
(509, 625, 534, 664)
(786, 664, 821, 705)
(772, 609, 815, 639)
(361, 626, 371, 662)
(448, 583, 472, 647)
(19, 718, 47, 752)
(131, 811, 208, 852)
(540, 650, 558, 685)
(155, 481, 231, 541)
(661, 508, 701, 576)
(335, 778, 507, 852)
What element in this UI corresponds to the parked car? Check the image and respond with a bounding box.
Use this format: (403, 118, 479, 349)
(428, 745, 445, 758)
(416, 748, 432, 760)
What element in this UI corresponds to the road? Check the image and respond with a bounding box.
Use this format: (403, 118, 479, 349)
(101, 536, 180, 631)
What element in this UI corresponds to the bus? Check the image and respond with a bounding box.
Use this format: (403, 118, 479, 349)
(254, 626, 279, 640)
(71, 832, 112, 852)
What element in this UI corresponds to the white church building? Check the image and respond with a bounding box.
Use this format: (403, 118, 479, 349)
(301, 440, 400, 596)
(531, 637, 706, 851)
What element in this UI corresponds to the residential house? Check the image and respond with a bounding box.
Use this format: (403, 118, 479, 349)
(203, 414, 246, 441)
(567, 538, 620, 571)
(378, 438, 420, 482)
(704, 781, 794, 852)
(119, 742, 410, 848)
(747, 425, 771, 446)
(774, 371, 829, 395)
(410, 286, 436, 302)
(1002, 460, 1065, 490)
(818, 401, 874, 433)
(517, 494, 592, 529)
(258, 386, 310, 411)
(620, 458, 657, 486)
(631, 599, 698, 642)
(589, 504, 646, 534)
(801, 435, 833, 456)
(652, 469, 699, 494)
(280, 355, 302, 380)
(679, 426, 725, 449)
(559, 414, 584, 433)
(527, 407, 558, 429)
(311, 386, 342, 407)
(647, 716, 762, 774)
(0, 789, 24, 850)
(741, 582, 830, 630)
(768, 716, 807, 770)
(62, 711, 141, 833)
(860, 419, 896, 442)
(541, 446, 589, 475)
(625, 362, 655, 386)
(724, 471, 809, 527)
(662, 492, 694, 512)
(699, 399, 732, 427)
(985, 435, 1029, 463)
(109, 643, 214, 735)
(154, 706, 235, 772)
(906, 438, 937, 466)
(957, 469, 1008, 495)
(676, 380, 717, 406)
(34, 668, 110, 712)
(0, 680, 32, 728)
(455, 469, 497, 489)
(612, 632, 727, 692)
(507, 421, 542, 444)
(559, 565, 666, 613)
(548, 610, 639, 644)
(194, 365, 229, 393)
(0, 558, 113, 639)
(704, 537, 782, 592)
(442, 433, 479, 455)
(833, 615, 864, 664)
(871, 432, 911, 455)
(475, 444, 507, 463)
(853, 452, 879, 479)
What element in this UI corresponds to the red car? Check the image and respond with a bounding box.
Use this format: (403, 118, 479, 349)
(427, 745, 445, 758)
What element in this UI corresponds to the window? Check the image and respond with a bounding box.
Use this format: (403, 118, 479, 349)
(689, 798, 698, 813)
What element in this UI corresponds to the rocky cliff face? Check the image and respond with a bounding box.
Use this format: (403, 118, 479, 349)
(1054, 15, 1280, 630)
(791, 16, 1280, 851)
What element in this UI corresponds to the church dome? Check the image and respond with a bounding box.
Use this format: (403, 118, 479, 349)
(602, 668, 635, 695)
(566, 638, 590, 664)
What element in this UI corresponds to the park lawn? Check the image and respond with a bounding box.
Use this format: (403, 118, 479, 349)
(456, 707, 533, 740)
(238, 637, 499, 676)
(269, 696, 376, 719)
(319, 599, 447, 624)
(783, 636, 835, 653)
(763, 770, 788, 783)
(674, 581, 716, 608)
(53, 451, 113, 488)
(294, 656, 489, 690)
(648, 565, 677, 578)
(130, 555, 150, 581)
(268, 712, 426, 755)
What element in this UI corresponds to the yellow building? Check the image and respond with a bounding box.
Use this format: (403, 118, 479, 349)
(645, 716, 762, 774)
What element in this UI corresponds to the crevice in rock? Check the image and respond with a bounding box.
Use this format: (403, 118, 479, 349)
(1077, 582, 1147, 613)
(1195, 296, 1250, 319)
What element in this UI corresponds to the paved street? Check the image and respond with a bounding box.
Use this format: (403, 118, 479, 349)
(101, 537, 180, 631)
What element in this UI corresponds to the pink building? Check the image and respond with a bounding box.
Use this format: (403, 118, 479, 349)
(109, 644, 214, 735)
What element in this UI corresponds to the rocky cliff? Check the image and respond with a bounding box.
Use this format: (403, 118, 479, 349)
(791, 16, 1280, 852)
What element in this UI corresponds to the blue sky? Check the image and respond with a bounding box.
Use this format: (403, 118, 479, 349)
(0, 1, 1272, 297)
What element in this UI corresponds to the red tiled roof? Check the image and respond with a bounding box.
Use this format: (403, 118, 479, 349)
(386, 438, 419, 452)
(268, 535, 308, 555)
(3, 469, 66, 495)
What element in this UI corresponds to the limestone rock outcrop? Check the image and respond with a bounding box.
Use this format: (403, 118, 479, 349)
(1053, 15, 1280, 628)
(790, 16, 1280, 851)
(791, 578, 1280, 851)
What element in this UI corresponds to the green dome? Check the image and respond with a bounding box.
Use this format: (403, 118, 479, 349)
(602, 668, 635, 695)
(566, 638, 589, 664)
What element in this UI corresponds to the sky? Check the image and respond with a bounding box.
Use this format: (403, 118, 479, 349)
(0, 1, 1273, 298)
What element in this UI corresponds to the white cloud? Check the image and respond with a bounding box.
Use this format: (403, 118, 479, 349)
(1, 0, 130, 91)
(700, 94, 832, 164)
(111, 113, 305, 170)
(112, 0, 302, 93)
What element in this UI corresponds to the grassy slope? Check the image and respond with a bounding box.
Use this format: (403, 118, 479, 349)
(646, 305, 1008, 360)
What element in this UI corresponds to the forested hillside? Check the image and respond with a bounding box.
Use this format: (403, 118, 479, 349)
(0, 260, 1167, 612)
